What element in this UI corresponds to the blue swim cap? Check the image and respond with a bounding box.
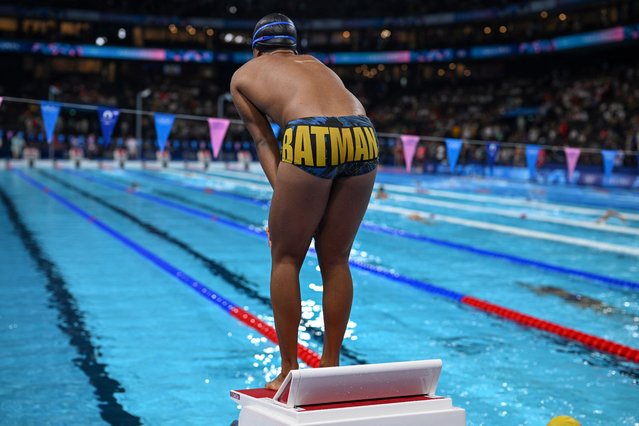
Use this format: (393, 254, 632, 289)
(252, 13, 297, 52)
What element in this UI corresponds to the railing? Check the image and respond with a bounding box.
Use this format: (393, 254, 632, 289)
(1, 95, 637, 171)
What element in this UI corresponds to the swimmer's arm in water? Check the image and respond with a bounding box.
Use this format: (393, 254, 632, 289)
(230, 71, 280, 188)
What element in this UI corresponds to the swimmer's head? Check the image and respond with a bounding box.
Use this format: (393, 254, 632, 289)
(252, 13, 297, 56)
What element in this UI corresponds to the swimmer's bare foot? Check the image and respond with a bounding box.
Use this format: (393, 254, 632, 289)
(265, 372, 287, 391)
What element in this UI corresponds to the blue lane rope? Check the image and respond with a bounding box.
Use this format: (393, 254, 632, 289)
(16, 169, 639, 364)
(13, 170, 237, 311)
(360, 222, 639, 291)
(64, 169, 464, 302)
(13, 169, 324, 366)
(65, 170, 265, 239)
(116, 168, 639, 292)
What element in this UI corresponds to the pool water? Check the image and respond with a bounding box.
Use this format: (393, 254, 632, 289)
(1, 165, 638, 426)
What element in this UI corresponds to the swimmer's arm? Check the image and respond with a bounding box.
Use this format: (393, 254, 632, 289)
(230, 75, 280, 188)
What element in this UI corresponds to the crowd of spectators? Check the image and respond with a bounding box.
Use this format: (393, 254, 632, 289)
(1, 56, 638, 169)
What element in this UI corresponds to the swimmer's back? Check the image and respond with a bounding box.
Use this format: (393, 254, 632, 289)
(231, 53, 366, 125)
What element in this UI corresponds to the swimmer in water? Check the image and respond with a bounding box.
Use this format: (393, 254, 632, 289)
(375, 185, 388, 200)
(518, 282, 618, 316)
(231, 13, 378, 391)
(596, 209, 627, 224)
(407, 212, 434, 224)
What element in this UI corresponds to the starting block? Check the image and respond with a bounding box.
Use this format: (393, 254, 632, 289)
(230, 359, 466, 425)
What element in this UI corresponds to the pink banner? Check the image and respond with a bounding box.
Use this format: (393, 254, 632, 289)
(207, 118, 231, 159)
(400, 135, 420, 172)
(564, 147, 581, 182)
(0, 96, 3, 108)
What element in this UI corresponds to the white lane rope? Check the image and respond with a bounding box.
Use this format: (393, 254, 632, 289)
(388, 193, 639, 236)
(179, 167, 639, 222)
(368, 203, 639, 257)
(378, 182, 639, 221)
(152, 168, 639, 256)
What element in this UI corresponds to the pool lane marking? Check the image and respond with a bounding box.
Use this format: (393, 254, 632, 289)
(13, 169, 321, 368)
(388, 193, 639, 236)
(172, 166, 639, 221)
(61, 169, 639, 363)
(154, 168, 272, 192)
(161, 168, 639, 244)
(105, 169, 639, 290)
(0, 187, 142, 425)
(360, 222, 639, 291)
(124, 170, 269, 206)
(39, 169, 367, 365)
(378, 182, 639, 221)
(369, 204, 639, 257)
(188, 168, 639, 235)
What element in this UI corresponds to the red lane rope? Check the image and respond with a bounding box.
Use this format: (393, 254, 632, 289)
(462, 296, 639, 363)
(230, 307, 321, 368)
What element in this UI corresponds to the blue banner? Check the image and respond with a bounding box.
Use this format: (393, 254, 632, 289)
(486, 142, 500, 174)
(154, 113, 175, 152)
(525, 145, 541, 178)
(445, 138, 463, 172)
(98, 107, 120, 145)
(601, 150, 617, 180)
(40, 101, 61, 144)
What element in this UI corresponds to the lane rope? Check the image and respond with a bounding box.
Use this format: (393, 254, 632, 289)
(157, 168, 639, 255)
(111, 168, 639, 290)
(13, 169, 320, 368)
(387, 193, 639, 236)
(377, 181, 639, 222)
(125, 170, 269, 206)
(368, 203, 639, 257)
(62, 168, 639, 363)
(359, 222, 639, 290)
(172, 166, 639, 221)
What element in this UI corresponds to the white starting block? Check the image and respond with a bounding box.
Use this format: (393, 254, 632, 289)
(230, 359, 465, 425)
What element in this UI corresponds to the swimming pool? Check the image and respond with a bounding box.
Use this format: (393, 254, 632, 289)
(1, 164, 637, 425)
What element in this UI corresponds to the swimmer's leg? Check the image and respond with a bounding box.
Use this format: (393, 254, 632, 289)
(267, 163, 332, 390)
(314, 169, 377, 367)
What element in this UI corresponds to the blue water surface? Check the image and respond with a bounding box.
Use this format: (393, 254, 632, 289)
(1, 166, 637, 426)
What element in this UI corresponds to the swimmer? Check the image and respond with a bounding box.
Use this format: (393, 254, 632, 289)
(127, 182, 139, 193)
(518, 282, 618, 316)
(407, 212, 434, 224)
(231, 13, 378, 391)
(375, 185, 388, 199)
(596, 209, 627, 224)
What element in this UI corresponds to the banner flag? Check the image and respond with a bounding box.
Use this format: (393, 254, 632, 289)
(40, 101, 61, 144)
(601, 150, 618, 180)
(399, 135, 420, 172)
(445, 138, 463, 172)
(564, 146, 581, 182)
(97, 107, 120, 145)
(154, 113, 175, 152)
(0, 96, 3, 108)
(486, 142, 500, 174)
(525, 144, 541, 178)
(207, 118, 231, 158)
